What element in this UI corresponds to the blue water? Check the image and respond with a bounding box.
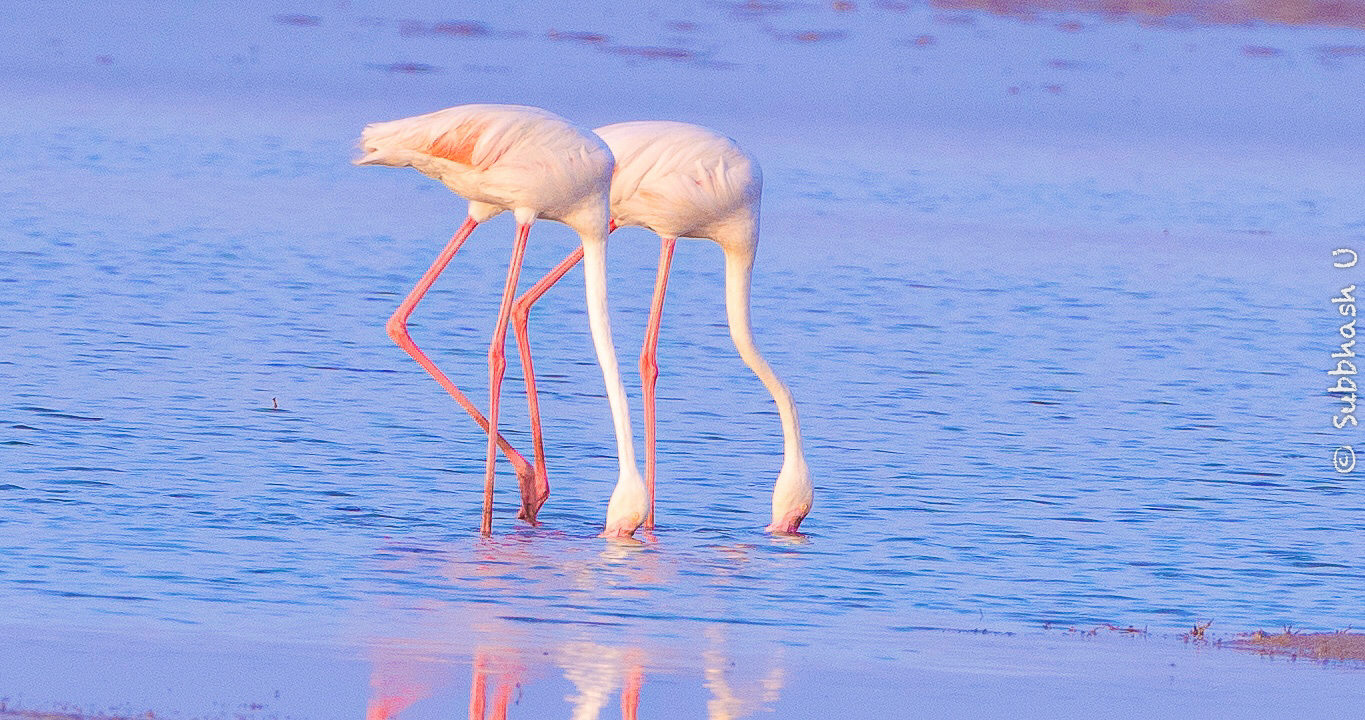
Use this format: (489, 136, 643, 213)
(2, 1, 1364, 717)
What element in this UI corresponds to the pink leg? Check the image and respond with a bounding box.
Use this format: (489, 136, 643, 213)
(387, 218, 538, 497)
(468, 654, 487, 720)
(509, 245, 586, 523)
(640, 236, 677, 529)
(622, 662, 643, 720)
(481, 223, 532, 536)
(491, 677, 513, 720)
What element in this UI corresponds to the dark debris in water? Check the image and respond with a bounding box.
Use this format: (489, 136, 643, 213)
(890, 624, 1017, 636)
(547, 29, 609, 44)
(273, 13, 322, 27)
(400, 20, 490, 37)
(370, 62, 442, 74)
(725, 0, 803, 20)
(1318, 44, 1365, 62)
(605, 45, 696, 61)
(771, 29, 847, 43)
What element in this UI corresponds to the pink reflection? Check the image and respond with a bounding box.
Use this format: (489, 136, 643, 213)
(930, 0, 1365, 29)
(364, 631, 787, 719)
(469, 652, 523, 720)
(363, 540, 787, 718)
(366, 652, 436, 720)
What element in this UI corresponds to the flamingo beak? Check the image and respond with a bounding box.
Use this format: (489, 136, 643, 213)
(600, 513, 642, 539)
(354, 149, 385, 166)
(766, 510, 808, 534)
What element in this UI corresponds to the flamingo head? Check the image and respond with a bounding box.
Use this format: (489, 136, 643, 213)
(766, 460, 813, 534)
(354, 141, 401, 167)
(601, 469, 647, 538)
(353, 122, 410, 167)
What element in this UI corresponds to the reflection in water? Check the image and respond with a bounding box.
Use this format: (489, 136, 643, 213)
(702, 627, 786, 720)
(365, 541, 788, 719)
(934, 0, 1365, 29)
(469, 652, 523, 720)
(366, 643, 439, 720)
(558, 642, 642, 720)
(367, 628, 787, 719)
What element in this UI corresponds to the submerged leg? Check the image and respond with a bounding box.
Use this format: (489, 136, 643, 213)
(386, 217, 538, 497)
(481, 222, 532, 536)
(510, 245, 586, 523)
(639, 236, 677, 529)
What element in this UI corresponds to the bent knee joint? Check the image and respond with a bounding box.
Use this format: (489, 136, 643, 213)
(385, 316, 409, 344)
(487, 348, 508, 375)
(510, 299, 532, 332)
(638, 353, 659, 383)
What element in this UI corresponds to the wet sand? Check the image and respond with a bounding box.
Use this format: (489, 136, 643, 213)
(1232, 630, 1365, 663)
(3, 621, 1363, 720)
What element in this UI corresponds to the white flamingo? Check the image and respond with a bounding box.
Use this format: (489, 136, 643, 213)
(355, 104, 647, 537)
(510, 121, 812, 533)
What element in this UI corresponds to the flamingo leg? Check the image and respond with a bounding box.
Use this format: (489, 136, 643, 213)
(482, 222, 532, 536)
(622, 662, 643, 720)
(387, 217, 538, 497)
(469, 654, 488, 720)
(639, 236, 677, 529)
(510, 245, 586, 523)
(491, 677, 514, 720)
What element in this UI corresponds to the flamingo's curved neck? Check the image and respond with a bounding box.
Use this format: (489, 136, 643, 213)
(720, 231, 806, 469)
(578, 227, 639, 473)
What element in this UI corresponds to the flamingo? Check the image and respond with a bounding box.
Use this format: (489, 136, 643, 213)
(355, 104, 647, 537)
(511, 121, 812, 533)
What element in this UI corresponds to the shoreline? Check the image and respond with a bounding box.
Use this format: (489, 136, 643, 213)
(3, 623, 1361, 720)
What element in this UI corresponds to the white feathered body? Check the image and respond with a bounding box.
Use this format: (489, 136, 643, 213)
(594, 120, 813, 534)
(355, 103, 647, 537)
(595, 121, 761, 249)
(357, 104, 612, 227)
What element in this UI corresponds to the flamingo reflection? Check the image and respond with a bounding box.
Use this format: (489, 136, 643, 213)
(365, 540, 784, 718)
(702, 626, 786, 720)
(559, 641, 644, 720)
(367, 626, 785, 718)
(365, 641, 437, 720)
(468, 651, 523, 720)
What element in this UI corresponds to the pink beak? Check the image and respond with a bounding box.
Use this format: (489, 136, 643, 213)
(766, 512, 806, 534)
(600, 520, 640, 539)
